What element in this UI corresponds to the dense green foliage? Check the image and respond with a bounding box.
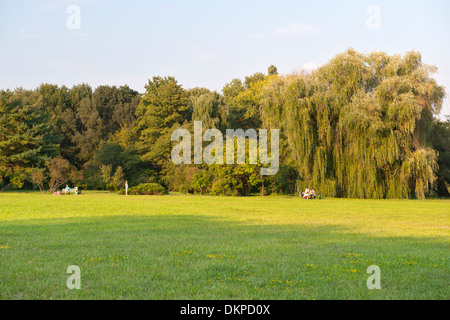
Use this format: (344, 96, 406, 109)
(118, 183, 168, 195)
(0, 49, 448, 198)
(261, 50, 446, 199)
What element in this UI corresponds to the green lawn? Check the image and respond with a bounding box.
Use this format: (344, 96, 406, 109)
(0, 192, 448, 299)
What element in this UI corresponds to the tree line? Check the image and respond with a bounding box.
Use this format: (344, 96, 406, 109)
(0, 49, 449, 198)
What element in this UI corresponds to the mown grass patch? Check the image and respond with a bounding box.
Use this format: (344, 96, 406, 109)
(0, 192, 448, 299)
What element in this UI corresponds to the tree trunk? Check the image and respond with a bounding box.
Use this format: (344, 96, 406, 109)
(261, 175, 264, 196)
(0, 183, 11, 192)
(436, 178, 450, 197)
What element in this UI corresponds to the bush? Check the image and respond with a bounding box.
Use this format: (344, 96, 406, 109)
(118, 183, 168, 195)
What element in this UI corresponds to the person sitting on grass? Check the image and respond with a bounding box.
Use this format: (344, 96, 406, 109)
(311, 189, 316, 199)
(65, 185, 70, 195)
(304, 187, 309, 199)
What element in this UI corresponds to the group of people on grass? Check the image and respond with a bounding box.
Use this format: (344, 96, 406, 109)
(300, 187, 317, 199)
(53, 185, 78, 195)
(53, 181, 315, 198)
(52, 182, 128, 196)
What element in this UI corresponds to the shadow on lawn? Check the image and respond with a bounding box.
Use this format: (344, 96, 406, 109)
(0, 214, 447, 299)
(1, 213, 447, 257)
(0, 215, 448, 261)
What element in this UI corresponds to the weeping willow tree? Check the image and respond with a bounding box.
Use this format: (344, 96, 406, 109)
(261, 49, 445, 199)
(189, 88, 232, 133)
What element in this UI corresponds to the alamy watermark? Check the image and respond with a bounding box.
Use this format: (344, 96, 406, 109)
(366, 265, 381, 289)
(66, 265, 81, 289)
(171, 121, 280, 175)
(366, 5, 381, 30)
(66, 5, 81, 30)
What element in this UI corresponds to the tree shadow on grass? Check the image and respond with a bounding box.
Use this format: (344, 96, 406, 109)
(0, 214, 448, 300)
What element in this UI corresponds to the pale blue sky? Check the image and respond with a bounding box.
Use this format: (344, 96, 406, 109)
(1, 0, 449, 118)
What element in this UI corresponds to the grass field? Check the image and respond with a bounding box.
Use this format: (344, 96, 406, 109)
(0, 192, 448, 300)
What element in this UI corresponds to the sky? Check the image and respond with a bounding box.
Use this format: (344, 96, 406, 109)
(0, 0, 449, 119)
